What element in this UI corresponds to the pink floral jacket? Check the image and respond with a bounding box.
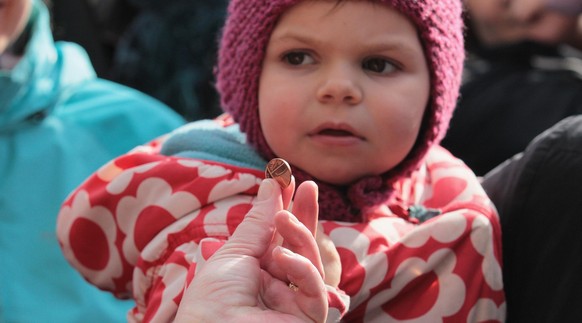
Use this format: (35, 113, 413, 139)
(57, 119, 506, 322)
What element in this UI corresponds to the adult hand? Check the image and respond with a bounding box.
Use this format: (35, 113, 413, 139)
(269, 178, 341, 287)
(174, 178, 328, 323)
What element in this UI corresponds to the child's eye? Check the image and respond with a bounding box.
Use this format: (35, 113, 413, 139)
(282, 52, 315, 65)
(362, 57, 397, 74)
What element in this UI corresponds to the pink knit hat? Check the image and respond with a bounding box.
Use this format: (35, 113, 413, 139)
(216, 0, 465, 222)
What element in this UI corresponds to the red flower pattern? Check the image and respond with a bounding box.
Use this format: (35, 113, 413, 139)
(57, 138, 505, 322)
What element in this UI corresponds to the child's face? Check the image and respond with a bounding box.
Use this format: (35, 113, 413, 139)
(258, 0, 430, 185)
(0, 0, 30, 54)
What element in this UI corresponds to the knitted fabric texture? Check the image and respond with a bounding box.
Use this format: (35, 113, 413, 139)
(216, 0, 465, 222)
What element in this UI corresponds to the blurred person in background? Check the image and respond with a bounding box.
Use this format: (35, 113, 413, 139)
(465, 0, 582, 48)
(0, 0, 184, 321)
(447, 1, 582, 321)
(109, 0, 227, 121)
(482, 115, 582, 322)
(48, 0, 137, 79)
(49, 0, 228, 122)
(442, 0, 582, 175)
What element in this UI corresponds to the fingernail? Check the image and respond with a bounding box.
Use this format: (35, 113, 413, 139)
(257, 179, 275, 201)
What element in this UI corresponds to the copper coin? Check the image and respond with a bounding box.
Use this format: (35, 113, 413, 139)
(265, 158, 292, 188)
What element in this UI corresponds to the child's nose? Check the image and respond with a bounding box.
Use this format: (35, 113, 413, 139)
(316, 67, 362, 105)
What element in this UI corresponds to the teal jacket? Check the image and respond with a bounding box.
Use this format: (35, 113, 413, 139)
(0, 1, 184, 322)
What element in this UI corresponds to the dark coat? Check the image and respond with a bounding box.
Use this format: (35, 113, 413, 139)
(482, 115, 582, 323)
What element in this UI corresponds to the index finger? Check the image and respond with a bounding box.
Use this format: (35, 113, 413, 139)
(218, 179, 283, 258)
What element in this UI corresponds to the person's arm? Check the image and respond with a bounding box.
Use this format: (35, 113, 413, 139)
(57, 137, 348, 321)
(56, 137, 265, 304)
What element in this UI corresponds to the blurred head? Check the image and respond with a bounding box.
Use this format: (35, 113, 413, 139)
(0, 0, 31, 54)
(464, 0, 582, 47)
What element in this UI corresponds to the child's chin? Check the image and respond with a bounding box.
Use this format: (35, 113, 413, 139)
(308, 168, 362, 186)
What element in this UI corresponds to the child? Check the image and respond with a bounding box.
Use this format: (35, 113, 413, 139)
(57, 0, 506, 321)
(1, 0, 184, 321)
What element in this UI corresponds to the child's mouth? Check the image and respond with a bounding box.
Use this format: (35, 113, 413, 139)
(318, 129, 354, 137)
(309, 123, 365, 146)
